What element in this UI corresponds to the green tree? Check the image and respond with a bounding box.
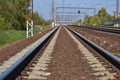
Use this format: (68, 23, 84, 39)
(87, 16, 100, 25)
(97, 7, 107, 25)
(0, 0, 14, 30)
(84, 7, 114, 26)
(33, 12, 50, 26)
(13, 0, 26, 30)
(97, 7, 114, 25)
(0, 15, 11, 30)
(0, 0, 26, 30)
(0, 0, 49, 30)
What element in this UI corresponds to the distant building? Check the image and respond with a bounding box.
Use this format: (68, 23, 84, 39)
(104, 20, 120, 27)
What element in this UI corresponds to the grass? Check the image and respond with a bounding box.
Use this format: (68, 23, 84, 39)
(42, 25, 51, 30)
(0, 25, 51, 47)
(0, 30, 26, 46)
(35, 25, 51, 31)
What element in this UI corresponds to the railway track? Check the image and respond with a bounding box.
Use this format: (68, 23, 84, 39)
(0, 26, 120, 80)
(67, 26, 120, 70)
(73, 25, 120, 34)
(0, 27, 59, 80)
(67, 27, 120, 80)
(20, 27, 60, 80)
(66, 26, 120, 79)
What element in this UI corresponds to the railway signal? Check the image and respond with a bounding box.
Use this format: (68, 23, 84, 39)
(78, 10, 80, 14)
(26, 0, 34, 38)
(78, 10, 81, 26)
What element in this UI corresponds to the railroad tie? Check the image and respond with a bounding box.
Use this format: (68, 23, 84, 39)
(65, 27, 116, 80)
(23, 27, 60, 80)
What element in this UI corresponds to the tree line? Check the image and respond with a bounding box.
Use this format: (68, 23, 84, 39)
(84, 7, 114, 26)
(0, 0, 50, 30)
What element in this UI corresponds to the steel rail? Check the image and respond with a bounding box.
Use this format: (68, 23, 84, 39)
(66, 26, 120, 72)
(0, 27, 59, 80)
(79, 26, 120, 34)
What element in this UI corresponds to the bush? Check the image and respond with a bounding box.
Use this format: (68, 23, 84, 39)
(0, 31, 7, 46)
(0, 15, 12, 30)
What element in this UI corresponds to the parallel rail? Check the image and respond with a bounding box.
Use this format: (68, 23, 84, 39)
(67, 27, 120, 72)
(72, 25, 120, 34)
(1, 26, 120, 80)
(81, 26, 120, 34)
(0, 27, 58, 80)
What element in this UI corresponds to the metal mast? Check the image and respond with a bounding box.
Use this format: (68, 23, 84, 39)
(26, 0, 34, 38)
(116, 0, 119, 19)
(52, 0, 55, 27)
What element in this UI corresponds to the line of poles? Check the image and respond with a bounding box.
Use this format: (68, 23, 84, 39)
(25, 0, 120, 36)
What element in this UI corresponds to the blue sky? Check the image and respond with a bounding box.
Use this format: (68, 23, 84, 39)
(34, 0, 117, 20)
